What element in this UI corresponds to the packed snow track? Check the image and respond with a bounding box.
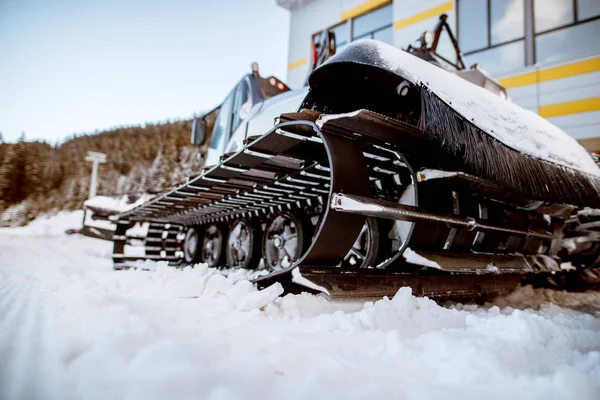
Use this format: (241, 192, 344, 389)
(1, 211, 599, 400)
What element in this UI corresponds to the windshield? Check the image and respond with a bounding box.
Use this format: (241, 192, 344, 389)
(209, 90, 235, 152)
(232, 80, 250, 133)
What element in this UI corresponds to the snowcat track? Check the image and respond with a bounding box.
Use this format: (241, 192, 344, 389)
(114, 109, 595, 299)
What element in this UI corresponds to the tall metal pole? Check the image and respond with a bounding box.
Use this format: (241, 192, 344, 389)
(89, 159, 99, 199)
(85, 151, 107, 200)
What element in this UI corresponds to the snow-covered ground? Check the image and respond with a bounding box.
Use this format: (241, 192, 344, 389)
(1, 212, 599, 400)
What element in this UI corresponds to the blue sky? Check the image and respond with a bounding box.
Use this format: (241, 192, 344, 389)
(0, 0, 290, 142)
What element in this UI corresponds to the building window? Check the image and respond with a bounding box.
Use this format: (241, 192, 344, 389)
(490, 0, 525, 44)
(352, 4, 393, 43)
(458, 0, 600, 73)
(331, 22, 349, 49)
(457, 0, 526, 75)
(373, 25, 393, 44)
(469, 40, 526, 76)
(311, 2, 393, 55)
(533, 0, 600, 64)
(533, 0, 573, 32)
(533, 0, 600, 33)
(579, 0, 600, 20)
(457, 0, 488, 53)
(313, 22, 349, 52)
(536, 19, 600, 63)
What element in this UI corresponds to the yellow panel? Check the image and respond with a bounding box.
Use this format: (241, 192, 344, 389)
(341, 0, 391, 21)
(393, 1, 453, 31)
(499, 57, 600, 89)
(539, 97, 600, 118)
(539, 57, 600, 81)
(288, 58, 308, 71)
(498, 71, 538, 89)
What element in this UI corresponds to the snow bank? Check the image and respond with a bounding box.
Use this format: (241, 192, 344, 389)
(0, 210, 83, 237)
(1, 211, 599, 400)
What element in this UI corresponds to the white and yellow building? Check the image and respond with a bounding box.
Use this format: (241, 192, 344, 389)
(276, 0, 600, 151)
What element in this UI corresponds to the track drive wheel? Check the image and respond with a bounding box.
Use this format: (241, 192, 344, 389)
(226, 219, 261, 269)
(341, 217, 380, 268)
(263, 211, 312, 270)
(183, 227, 200, 263)
(199, 223, 226, 268)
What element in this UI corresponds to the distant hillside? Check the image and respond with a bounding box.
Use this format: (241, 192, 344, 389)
(0, 120, 203, 226)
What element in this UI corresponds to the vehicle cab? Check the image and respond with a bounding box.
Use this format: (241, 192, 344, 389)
(191, 64, 296, 166)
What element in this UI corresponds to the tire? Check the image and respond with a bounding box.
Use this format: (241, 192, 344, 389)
(183, 227, 200, 263)
(199, 223, 227, 268)
(341, 217, 380, 268)
(262, 211, 312, 270)
(226, 219, 262, 269)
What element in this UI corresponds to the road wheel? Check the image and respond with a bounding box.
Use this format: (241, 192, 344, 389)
(199, 223, 226, 268)
(263, 211, 311, 270)
(183, 227, 200, 263)
(341, 217, 380, 268)
(226, 219, 261, 269)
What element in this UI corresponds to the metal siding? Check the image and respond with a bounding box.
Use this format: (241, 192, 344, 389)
(497, 54, 600, 144)
(548, 111, 600, 140)
(342, 0, 374, 14)
(538, 71, 600, 106)
(508, 89, 538, 111)
(393, 0, 452, 22)
(287, 67, 308, 90)
(287, 0, 342, 88)
(503, 66, 538, 112)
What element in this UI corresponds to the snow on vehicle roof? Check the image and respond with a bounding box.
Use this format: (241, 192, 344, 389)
(356, 40, 600, 177)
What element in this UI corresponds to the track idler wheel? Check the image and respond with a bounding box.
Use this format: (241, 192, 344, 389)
(200, 223, 227, 268)
(226, 219, 261, 269)
(183, 227, 200, 263)
(263, 211, 312, 270)
(341, 217, 380, 268)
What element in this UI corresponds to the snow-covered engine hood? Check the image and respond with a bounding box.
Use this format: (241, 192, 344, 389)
(311, 40, 599, 177)
(246, 88, 309, 139)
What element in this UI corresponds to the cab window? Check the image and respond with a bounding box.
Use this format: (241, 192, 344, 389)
(209, 90, 235, 152)
(232, 80, 251, 133)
